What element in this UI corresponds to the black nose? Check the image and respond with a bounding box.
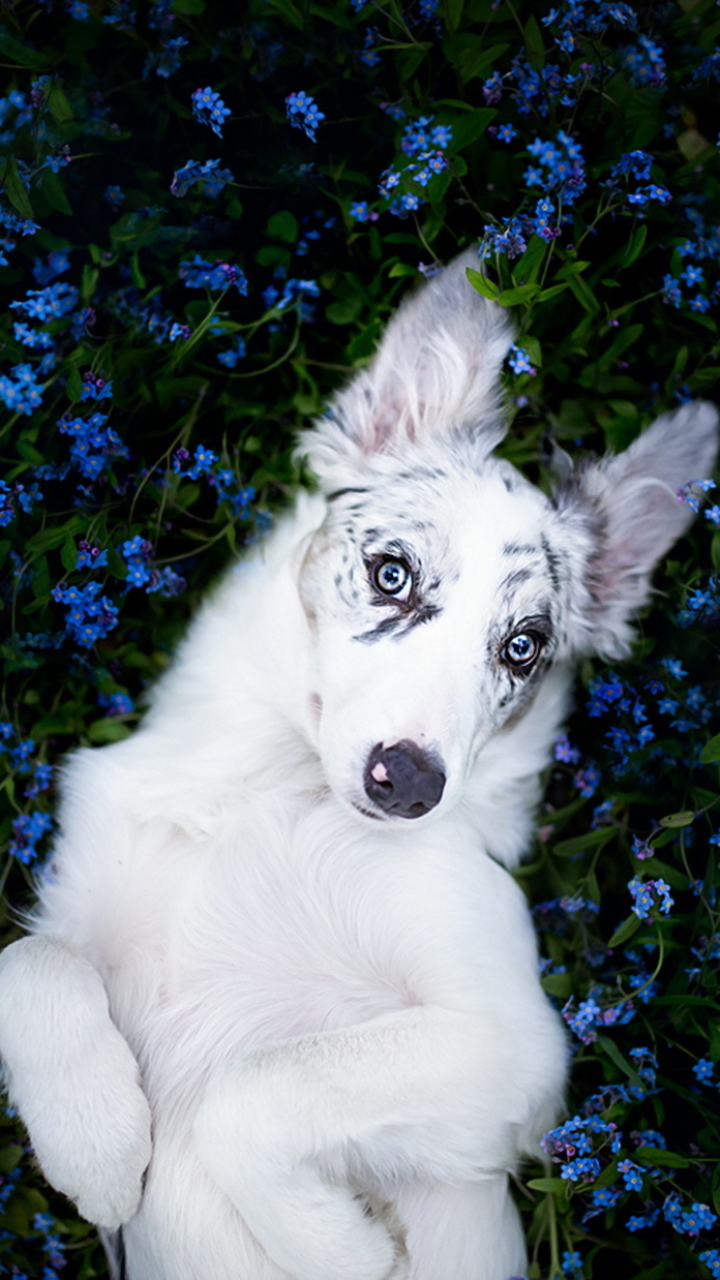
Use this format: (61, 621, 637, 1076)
(363, 740, 446, 819)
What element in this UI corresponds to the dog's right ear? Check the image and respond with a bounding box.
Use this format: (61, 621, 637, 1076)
(299, 249, 514, 491)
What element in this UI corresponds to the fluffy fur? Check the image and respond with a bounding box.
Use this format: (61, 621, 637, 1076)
(0, 251, 717, 1280)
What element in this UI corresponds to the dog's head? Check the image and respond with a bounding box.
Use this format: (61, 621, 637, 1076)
(297, 252, 718, 843)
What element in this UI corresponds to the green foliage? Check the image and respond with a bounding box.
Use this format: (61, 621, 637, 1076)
(1, 0, 720, 1275)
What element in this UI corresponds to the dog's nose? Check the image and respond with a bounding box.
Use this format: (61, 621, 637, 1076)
(363, 741, 446, 819)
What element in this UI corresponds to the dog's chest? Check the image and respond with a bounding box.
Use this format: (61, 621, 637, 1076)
(138, 801, 542, 1088)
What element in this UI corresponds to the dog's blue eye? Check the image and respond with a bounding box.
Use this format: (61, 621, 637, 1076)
(503, 632, 540, 668)
(372, 558, 412, 600)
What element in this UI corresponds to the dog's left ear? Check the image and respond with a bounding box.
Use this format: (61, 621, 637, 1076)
(557, 402, 720, 657)
(300, 249, 514, 489)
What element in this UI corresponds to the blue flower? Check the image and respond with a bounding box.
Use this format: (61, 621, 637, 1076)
(349, 200, 369, 221)
(144, 34, 188, 78)
(9, 811, 52, 864)
(554, 733, 581, 764)
(628, 876, 674, 920)
(620, 35, 666, 88)
(191, 86, 231, 139)
(700, 1250, 720, 1279)
(359, 28, 381, 67)
(217, 336, 246, 368)
(178, 255, 248, 293)
(682, 1203, 717, 1235)
(99, 691, 135, 716)
(10, 281, 79, 322)
(496, 123, 517, 143)
(81, 374, 113, 401)
(507, 344, 536, 375)
(32, 250, 71, 286)
(560, 1156, 601, 1181)
(104, 184, 124, 210)
(285, 90, 325, 142)
(52, 581, 119, 647)
(170, 158, 234, 199)
(58, 412, 129, 480)
(618, 1159, 644, 1191)
(0, 363, 44, 415)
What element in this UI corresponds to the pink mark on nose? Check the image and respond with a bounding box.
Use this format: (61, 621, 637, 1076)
(371, 761, 389, 783)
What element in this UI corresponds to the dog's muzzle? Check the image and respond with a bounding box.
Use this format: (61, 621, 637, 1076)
(363, 740, 446, 819)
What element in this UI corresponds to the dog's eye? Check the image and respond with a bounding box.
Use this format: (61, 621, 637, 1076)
(502, 631, 542, 669)
(372, 558, 412, 601)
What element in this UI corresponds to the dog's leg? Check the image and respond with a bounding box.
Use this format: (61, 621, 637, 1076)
(194, 1005, 535, 1280)
(393, 1178, 527, 1280)
(0, 936, 152, 1229)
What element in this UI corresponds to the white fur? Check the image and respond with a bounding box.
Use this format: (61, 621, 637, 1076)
(0, 251, 716, 1280)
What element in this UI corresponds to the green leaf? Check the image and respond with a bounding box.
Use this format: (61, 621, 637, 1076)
(0, 30, 51, 67)
(602, 323, 644, 366)
(566, 274, 600, 314)
(498, 283, 538, 306)
(262, 0, 304, 27)
(81, 263, 99, 303)
(552, 827, 615, 858)
(658, 810, 695, 828)
(41, 167, 73, 216)
(522, 335, 543, 368)
(130, 250, 146, 289)
(446, 38, 510, 83)
(541, 971, 572, 998)
(28, 516, 85, 553)
(1, 157, 34, 219)
(66, 366, 84, 403)
(525, 1176, 566, 1194)
(607, 914, 641, 948)
(554, 260, 592, 280)
(635, 1146, 691, 1169)
(514, 235, 547, 284)
(87, 718, 133, 744)
(0, 1145, 23, 1174)
(60, 535, 77, 574)
(326, 293, 365, 322)
(442, 0, 465, 34)
(47, 82, 74, 123)
(713, 532, 720, 576)
(524, 15, 545, 70)
(107, 550, 128, 580)
(700, 734, 720, 764)
(465, 268, 499, 301)
(537, 283, 568, 301)
(267, 210, 299, 244)
(622, 223, 648, 267)
(449, 108, 496, 151)
(596, 1035, 645, 1087)
(386, 263, 419, 279)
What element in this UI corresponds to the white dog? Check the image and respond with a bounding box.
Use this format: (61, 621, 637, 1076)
(0, 251, 716, 1280)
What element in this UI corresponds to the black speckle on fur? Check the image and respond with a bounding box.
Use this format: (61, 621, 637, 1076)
(354, 602, 442, 644)
(502, 542, 538, 558)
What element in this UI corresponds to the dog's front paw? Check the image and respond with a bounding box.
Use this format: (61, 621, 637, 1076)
(31, 1072, 152, 1229)
(0, 937, 153, 1229)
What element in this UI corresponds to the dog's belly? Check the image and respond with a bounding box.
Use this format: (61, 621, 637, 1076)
(103, 799, 549, 1094)
(69, 796, 563, 1280)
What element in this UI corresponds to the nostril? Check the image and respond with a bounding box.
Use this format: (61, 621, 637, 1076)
(363, 740, 446, 819)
